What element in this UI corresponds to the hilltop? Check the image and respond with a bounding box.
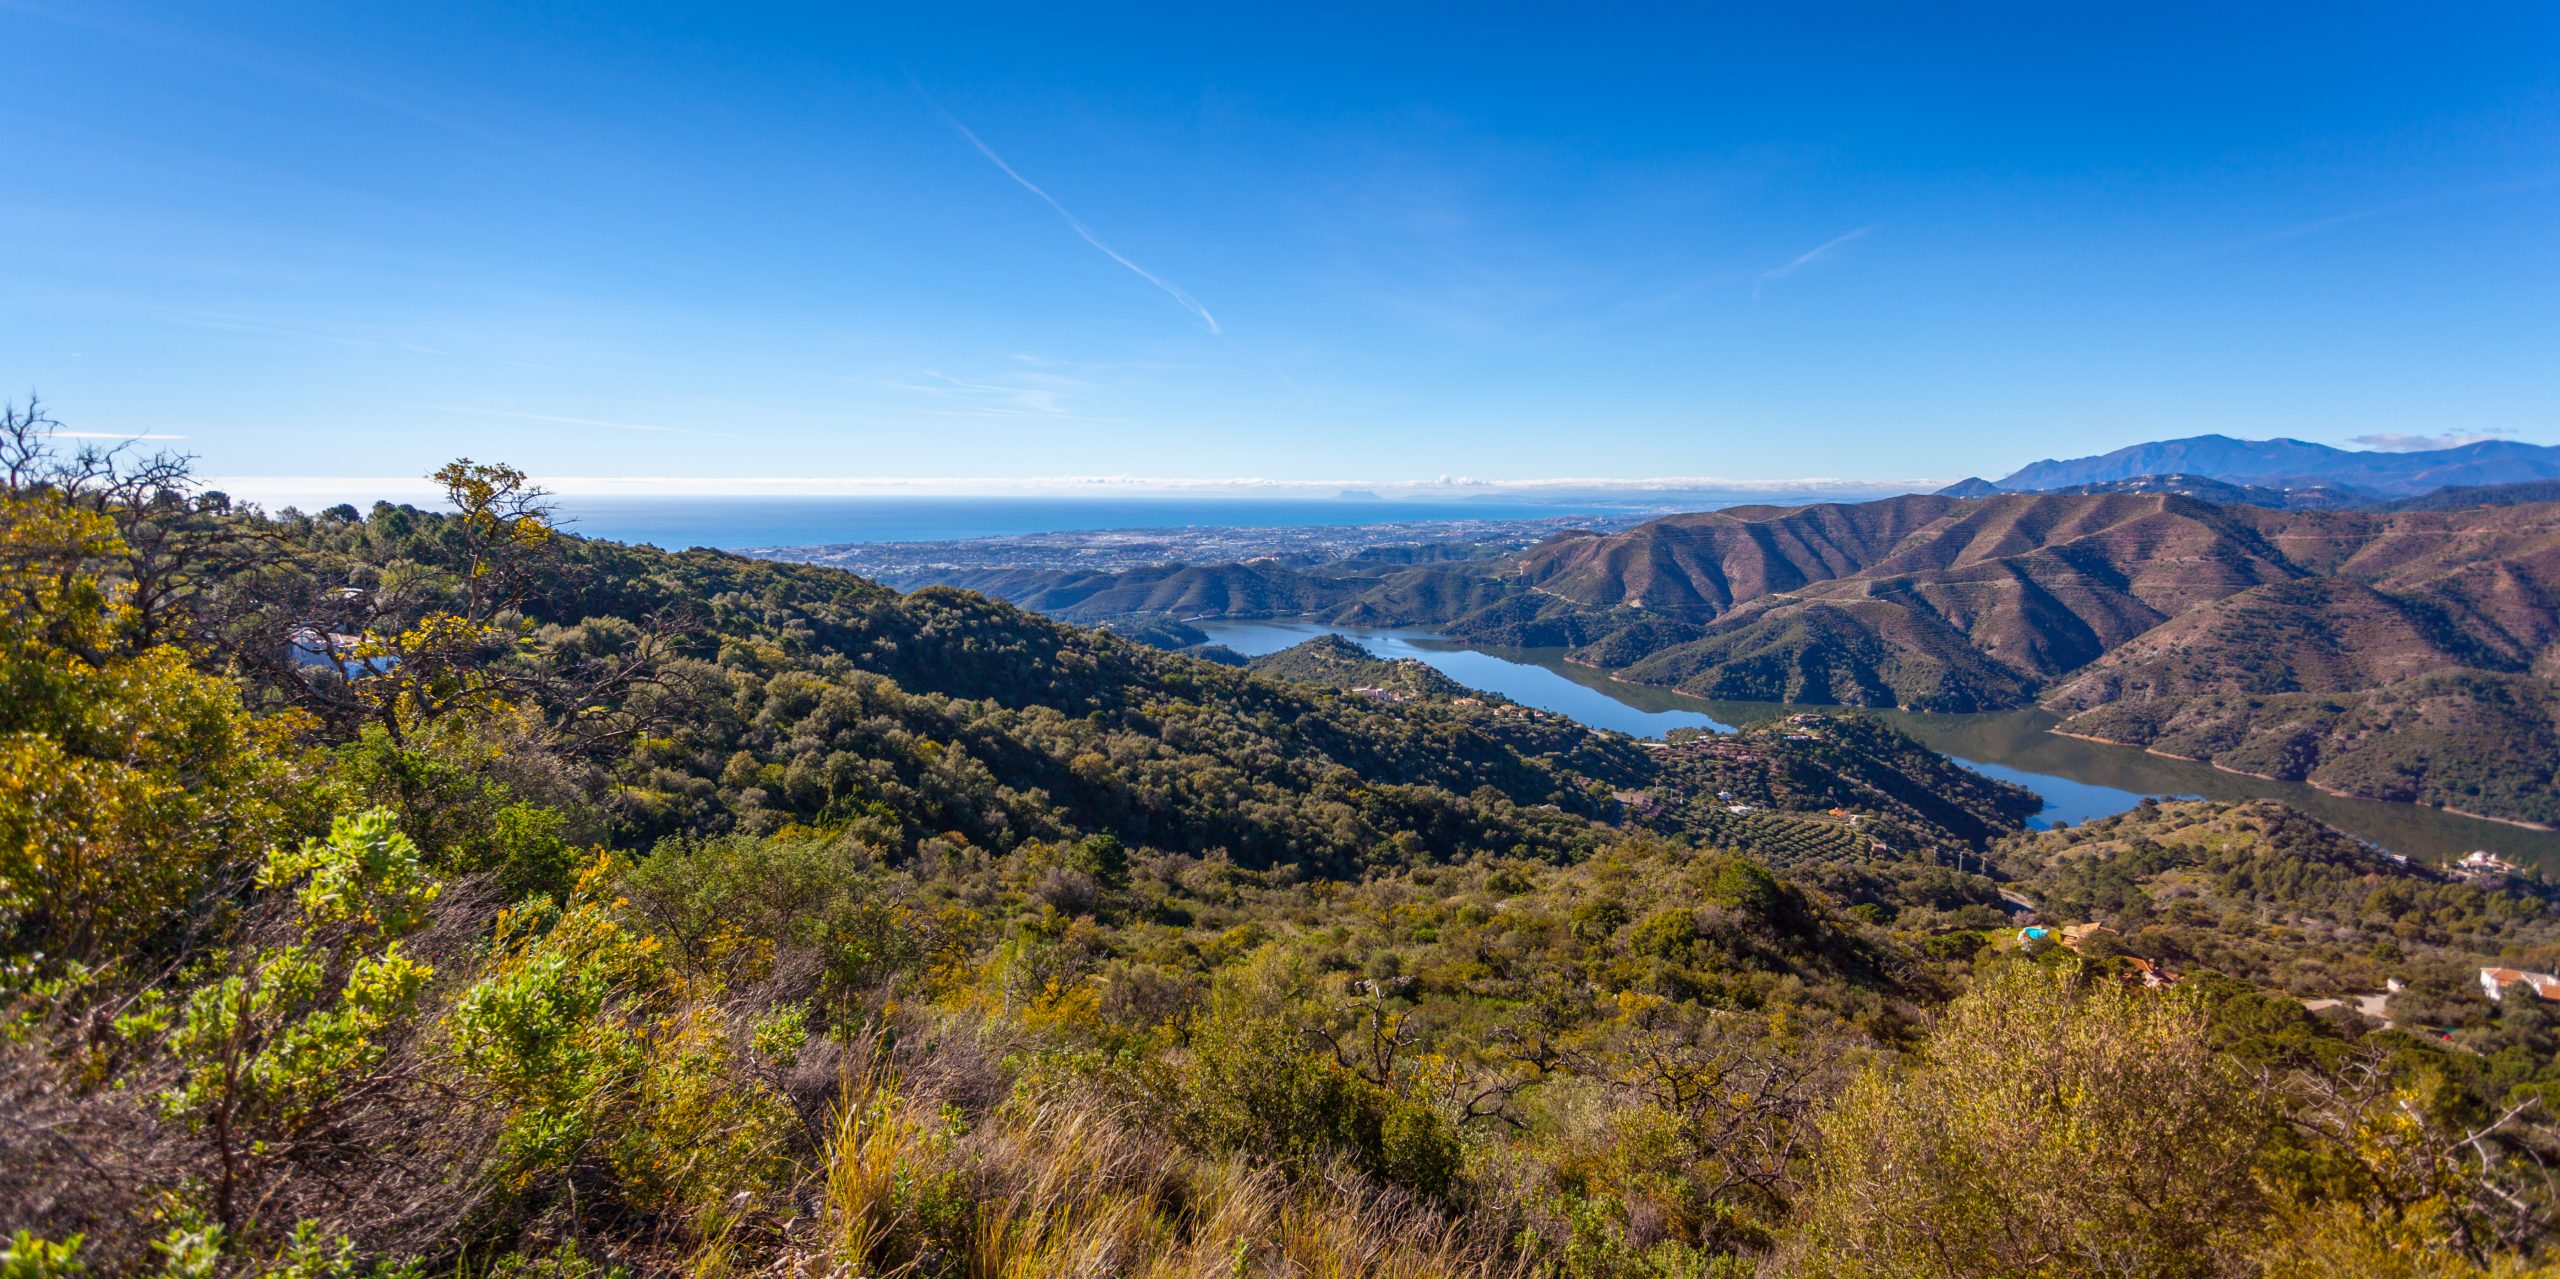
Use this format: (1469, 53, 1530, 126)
(1245, 633, 1476, 699)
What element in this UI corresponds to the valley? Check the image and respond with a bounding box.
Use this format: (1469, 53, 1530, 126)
(767, 484, 2560, 832)
(1192, 620, 2560, 866)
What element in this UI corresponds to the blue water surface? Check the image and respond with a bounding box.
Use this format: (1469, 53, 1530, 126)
(550, 496, 1634, 550)
(1191, 621, 1736, 738)
(1195, 621, 2182, 833)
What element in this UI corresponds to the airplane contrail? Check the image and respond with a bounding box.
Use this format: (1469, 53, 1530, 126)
(1764, 225, 1876, 279)
(929, 99, 1223, 335)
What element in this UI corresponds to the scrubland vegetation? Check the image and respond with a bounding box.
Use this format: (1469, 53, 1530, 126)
(7, 402, 2560, 1276)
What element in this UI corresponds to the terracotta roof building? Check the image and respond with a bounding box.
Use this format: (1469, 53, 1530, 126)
(2480, 968, 2560, 1002)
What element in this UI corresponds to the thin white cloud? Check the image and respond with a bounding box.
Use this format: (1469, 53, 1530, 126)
(1763, 226, 1877, 280)
(412, 405, 721, 436)
(891, 369, 1079, 417)
(156, 310, 449, 356)
(0, 0, 500, 145)
(54, 431, 189, 440)
(2183, 176, 2560, 258)
(2349, 430, 2515, 453)
(927, 98, 1223, 335)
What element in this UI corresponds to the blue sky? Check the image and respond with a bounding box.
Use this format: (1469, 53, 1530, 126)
(3, 2, 2556, 497)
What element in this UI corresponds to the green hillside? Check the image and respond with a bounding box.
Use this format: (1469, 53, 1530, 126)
(2061, 671, 2560, 827)
(9, 434, 2560, 1277)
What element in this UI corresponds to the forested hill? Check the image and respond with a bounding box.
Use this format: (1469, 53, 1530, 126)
(1245, 633, 1476, 698)
(232, 498, 1667, 876)
(240, 498, 2040, 872)
(13, 434, 2560, 1277)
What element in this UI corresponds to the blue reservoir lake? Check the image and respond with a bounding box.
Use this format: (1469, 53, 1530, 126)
(1191, 620, 2560, 866)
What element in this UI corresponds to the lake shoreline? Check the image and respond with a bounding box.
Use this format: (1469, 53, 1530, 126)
(2041, 731, 2557, 833)
(1192, 618, 2560, 868)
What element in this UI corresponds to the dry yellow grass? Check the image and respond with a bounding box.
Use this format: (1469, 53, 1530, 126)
(799, 1038, 1517, 1279)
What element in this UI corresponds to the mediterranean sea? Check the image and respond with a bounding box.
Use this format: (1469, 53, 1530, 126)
(550, 496, 1639, 550)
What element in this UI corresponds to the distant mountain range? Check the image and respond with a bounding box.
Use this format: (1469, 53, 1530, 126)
(1952, 434, 2560, 499)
